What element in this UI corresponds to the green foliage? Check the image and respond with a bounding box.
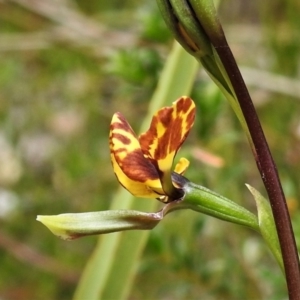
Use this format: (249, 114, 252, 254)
(140, 4, 172, 42)
(107, 48, 162, 87)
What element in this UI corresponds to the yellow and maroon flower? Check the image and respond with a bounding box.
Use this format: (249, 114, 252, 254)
(109, 96, 196, 203)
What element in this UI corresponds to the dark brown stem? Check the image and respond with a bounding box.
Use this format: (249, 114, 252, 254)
(212, 33, 300, 298)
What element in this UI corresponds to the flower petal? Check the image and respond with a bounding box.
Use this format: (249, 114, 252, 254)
(174, 157, 190, 175)
(139, 97, 195, 175)
(110, 112, 163, 198)
(110, 154, 161, 198)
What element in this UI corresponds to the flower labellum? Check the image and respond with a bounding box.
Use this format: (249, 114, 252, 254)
(109, 96, 195, 203)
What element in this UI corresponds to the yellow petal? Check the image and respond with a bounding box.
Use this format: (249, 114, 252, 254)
(110, 112, 163, 198)
(139, 97, 195, 175)
(174, 157, 190, 175)
(110, 154, 161, 198)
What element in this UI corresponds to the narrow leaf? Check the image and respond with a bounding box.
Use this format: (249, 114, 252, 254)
(246, 184, 284, 271)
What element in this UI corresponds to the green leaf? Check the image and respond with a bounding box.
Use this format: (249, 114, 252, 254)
(246, 184, 284, 271)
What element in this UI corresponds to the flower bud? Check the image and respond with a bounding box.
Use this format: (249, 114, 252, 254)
(157, 0, 213, 58)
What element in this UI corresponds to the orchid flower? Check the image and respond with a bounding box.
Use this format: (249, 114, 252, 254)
(109, 96, 195, 203)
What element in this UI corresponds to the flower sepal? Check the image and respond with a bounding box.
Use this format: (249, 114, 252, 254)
(37, 210, 163, 240)
(36, 202, 190, 240)
(156, 0, 213, 58)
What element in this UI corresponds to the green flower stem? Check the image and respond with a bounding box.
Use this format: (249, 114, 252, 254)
(74, 42, 199, 300)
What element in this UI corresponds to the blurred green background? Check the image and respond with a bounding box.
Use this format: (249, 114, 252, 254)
(0, 0, 300, 299)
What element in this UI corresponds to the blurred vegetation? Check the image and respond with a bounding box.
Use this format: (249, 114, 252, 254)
(0, 0, 300, 299)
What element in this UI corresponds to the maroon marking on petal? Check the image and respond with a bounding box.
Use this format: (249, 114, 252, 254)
(110, 121, 133, 133)
(139, 97, 196, 162)
(153, 114, 180, 160)
(169, 117, 183, 152)
(139, 118, 158, 156)
(159, 107, 173, 128)
(110, 113, 136, 134)
(176, 97, 192, 113)
(113, 147, 128, 156)
(186, 107, 196, 128)
(115, 149, 159, 182)
(111, 133, 131, 145)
